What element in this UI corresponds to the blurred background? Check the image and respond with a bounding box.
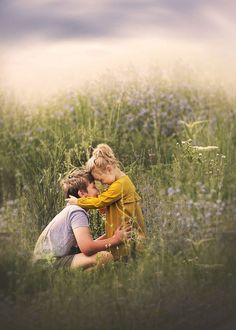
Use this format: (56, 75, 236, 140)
(1, 0, 236, 102)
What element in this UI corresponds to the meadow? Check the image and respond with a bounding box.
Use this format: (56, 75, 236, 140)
(0, 69, 236, 330)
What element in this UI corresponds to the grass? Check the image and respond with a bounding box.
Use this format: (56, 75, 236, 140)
(0, 70, 236, 329)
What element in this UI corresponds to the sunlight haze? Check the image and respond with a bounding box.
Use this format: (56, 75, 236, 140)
(1, 0, 236, 101)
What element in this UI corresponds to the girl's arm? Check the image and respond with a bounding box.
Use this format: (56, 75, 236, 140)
(66, 181, 123, 209)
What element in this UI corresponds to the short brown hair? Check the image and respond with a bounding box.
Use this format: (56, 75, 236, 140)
(60, 169, 94, 198)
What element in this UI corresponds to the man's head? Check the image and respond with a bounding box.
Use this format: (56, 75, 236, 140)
(61, 169, 99, 198)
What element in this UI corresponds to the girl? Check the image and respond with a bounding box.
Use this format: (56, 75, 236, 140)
(67, 144, 146, 260)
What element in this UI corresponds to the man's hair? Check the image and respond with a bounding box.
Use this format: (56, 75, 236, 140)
(60, 169, 94, 198)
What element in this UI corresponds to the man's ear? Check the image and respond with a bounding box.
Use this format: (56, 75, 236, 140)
(78, 190, 88, 198)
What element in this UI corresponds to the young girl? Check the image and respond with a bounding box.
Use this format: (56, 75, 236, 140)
(67, 144, 146, 260)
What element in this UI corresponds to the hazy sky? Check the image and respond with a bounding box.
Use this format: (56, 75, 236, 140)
(1, 0, 236, 100)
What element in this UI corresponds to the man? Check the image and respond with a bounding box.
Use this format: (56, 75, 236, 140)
(33, 170, 130, 269)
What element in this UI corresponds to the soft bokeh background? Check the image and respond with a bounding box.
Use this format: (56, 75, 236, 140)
(1, 0, 236, 101)
(1, 2, 236, 329)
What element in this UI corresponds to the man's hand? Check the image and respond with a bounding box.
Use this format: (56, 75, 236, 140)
(98, 207, 106, 215)
(65, 195, 78, 205)
(114, 225, 132, 243)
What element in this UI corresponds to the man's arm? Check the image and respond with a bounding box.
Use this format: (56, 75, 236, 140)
(73, 226, 129, 256)
(95, 233, 107, 240)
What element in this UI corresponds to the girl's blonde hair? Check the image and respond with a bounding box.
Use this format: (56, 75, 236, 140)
(86, 144, 120, 172)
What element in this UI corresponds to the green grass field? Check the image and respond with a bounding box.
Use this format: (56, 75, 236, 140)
(0, 71, 236, 330)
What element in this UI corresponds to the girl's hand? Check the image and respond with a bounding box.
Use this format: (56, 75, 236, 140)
(65, 195, 78, 205)
(114, 225, 132, 243)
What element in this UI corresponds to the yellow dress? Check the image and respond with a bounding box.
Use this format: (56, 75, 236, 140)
(77, 175, 146, 259)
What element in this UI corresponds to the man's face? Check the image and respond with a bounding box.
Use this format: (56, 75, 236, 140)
(85, 181, 99, 197)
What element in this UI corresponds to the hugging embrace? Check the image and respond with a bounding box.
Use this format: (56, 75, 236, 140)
(33, 144, 146, 270)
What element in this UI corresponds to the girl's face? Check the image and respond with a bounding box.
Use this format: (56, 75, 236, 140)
(92, 166, 116, 185)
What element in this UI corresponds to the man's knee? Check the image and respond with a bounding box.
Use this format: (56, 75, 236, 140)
(96, 251, 113, 266)
(70, 251, 113, 270)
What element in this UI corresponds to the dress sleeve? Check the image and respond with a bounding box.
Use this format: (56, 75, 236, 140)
(77, 181, 122, 209)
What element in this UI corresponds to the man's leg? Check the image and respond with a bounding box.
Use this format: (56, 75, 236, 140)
(70, 251, 113, 270)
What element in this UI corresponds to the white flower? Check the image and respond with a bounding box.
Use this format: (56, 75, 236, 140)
(167, 187, 175, 196)
(192, 146, 219, 151)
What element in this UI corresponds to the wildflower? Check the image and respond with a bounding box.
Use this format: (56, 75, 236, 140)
(138, 108, 149, 116)
(167, 187, 175, 196)
(192, 146, 219, 151)
(178, 120, 207, 129)
(187, 199, 193, 208)
(6, 200, 18, 206)
(126, 113, 135, 123)
(205, 212, 211, 218)
(35, 127, 46, 133)
(148, 153, 155, 159)
(161, 111, 167, 117)
(69, 106, 75, 113)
